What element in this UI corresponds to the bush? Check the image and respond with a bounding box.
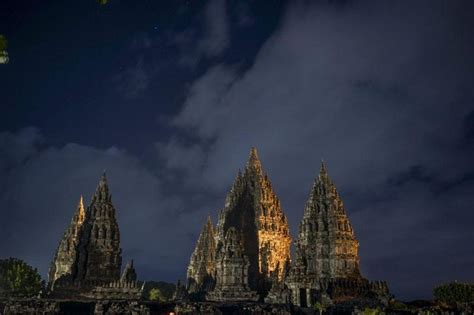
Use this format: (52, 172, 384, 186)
(0, 258, 43, 297)
(433, 282, 474, 304)
(149, 288, 166, 302)
(143, 281, 175, 302)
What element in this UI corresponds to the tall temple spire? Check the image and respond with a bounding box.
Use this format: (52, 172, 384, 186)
(187, 216, 216, 293)
(291, 162, 361, 283)
(212, 147, 291, 294)
(48, 195, 87, 286)
(76, 172, 122, 282)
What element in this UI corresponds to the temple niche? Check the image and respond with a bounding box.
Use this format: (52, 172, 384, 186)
(47, 173, 143, 300)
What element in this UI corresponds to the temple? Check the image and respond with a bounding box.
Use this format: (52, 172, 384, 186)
(284, 162, 387, 306)
(47, 173, 143, 300)
(187, 148, 292, 301)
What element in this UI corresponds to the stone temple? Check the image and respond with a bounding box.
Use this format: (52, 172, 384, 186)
(186, 148, 391, 305)
(187, 148, 292, 302)
(47, 173, 143, 300)
(286, 162, 390, 307)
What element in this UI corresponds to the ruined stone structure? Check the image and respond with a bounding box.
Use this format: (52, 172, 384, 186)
(187, 216, 216, 294)
(47, 173, 143, 300)
(287, 162, 390, 307)
(206, 227, 258, 302)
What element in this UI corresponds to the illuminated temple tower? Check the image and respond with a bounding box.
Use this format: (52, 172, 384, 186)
(287, 162, 390, 306)
(48, 196, 86, 287)
(189, 148, 292, 300)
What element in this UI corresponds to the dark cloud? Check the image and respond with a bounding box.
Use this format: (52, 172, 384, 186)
(173, 0, 230, 67)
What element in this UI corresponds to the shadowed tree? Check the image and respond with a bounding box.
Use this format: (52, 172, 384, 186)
(0, 258, 43, 297)
(433, 282, 474, 304)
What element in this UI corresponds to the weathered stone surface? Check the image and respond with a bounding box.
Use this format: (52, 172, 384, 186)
(47, 173, 143, 300)
(186, 216, 216, 294)
(287, 162, 391, 306)
(264, 260, 291, 304)
(76, 173, 122, 283)
(214, 148, 291, 293)
(292, 162, 361, 282)
(48, 195, 85, 287)
(207, 227, 258, 302)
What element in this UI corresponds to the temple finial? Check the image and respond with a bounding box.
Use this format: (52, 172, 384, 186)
(320, 159, 328, 176)
(93, 172, 110, 202)
(246, 147, 262, 173)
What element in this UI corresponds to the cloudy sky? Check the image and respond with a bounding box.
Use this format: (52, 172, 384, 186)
(1, 0, 473, 300)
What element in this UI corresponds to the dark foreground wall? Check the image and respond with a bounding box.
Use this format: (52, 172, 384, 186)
(1, 299, 472, 315)
(0, 300, 296, 315)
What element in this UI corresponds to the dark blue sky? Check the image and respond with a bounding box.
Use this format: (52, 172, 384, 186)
(1, 0, 473, 301)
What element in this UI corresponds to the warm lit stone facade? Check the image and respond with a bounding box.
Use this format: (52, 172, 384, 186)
(196, 148, 292, 298)
(48, 196, 85, 287)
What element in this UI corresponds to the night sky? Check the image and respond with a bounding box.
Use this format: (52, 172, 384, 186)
(1, 0, 473, 301)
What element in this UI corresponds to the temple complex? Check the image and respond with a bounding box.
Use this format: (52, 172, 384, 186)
(47, 173, 143, 300)
(35, 148, 393, 310)
(187, 149, 391, 306)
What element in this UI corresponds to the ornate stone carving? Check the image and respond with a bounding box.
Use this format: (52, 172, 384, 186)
(186, 216, 216, 294)
(207, 227, 258, 302)
(287, 162, 390, 306)
(214, 148, 291, 293)
(47, 173, 142, 300)
(48, 195, 85, 287)
(76, 173, 122, 283)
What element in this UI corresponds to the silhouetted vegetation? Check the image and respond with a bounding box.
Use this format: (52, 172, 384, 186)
(433, 282, 474, 304)
(0, 258, 43, 297)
